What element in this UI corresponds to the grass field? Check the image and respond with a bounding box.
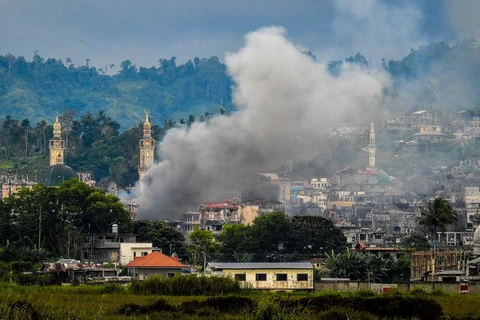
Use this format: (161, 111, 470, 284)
(1, 283, 479, 319)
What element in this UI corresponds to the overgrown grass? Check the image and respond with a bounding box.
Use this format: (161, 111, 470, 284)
(129, 274, 241, 295)
(0, 282, 480, 319)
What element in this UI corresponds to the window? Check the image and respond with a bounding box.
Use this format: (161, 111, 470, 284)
(255, 273, 267, 281)
(234, 274, 246, 281)
(375, 234, 382, 240)
(276, 273, 288, 281)
(142, 252, 148, 256)
(297, 274, 308, 281)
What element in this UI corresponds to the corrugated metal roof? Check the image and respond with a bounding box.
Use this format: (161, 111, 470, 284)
(207, 262, 313, 270)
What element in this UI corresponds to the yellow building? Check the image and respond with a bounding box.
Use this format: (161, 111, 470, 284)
(206, 262, 314, 291)
(2, 182, 35, 199)
(138, 113, 155, 178)
(49, 116, 65, 166)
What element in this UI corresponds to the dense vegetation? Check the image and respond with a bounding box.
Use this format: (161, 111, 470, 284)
(0, 180, 186, 270)
(190, 212, 347, 264)
(1, 39, 480, 130)
(0, 53, 233, 128)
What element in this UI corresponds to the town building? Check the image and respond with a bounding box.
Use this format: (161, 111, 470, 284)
(412, 125, 447, 143)
(464, 186, 480, 229)
(0, 170, 36, 199)
(40, 259, 124, 285)
(181, 199, 240, 234)
(206, 262, 314, 292)
(83, 224, 153, 265)
(126, 251, 187, 280)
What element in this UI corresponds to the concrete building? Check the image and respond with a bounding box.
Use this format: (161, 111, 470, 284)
(207, 262, 314, 292)
(465, 186, 480, 229)
(181, 200, 241, 234)
(126, 251, 187, 280)
(412, 125, 447, 143)
(83, 229, 153, 265)
(311, 178, 328, 190)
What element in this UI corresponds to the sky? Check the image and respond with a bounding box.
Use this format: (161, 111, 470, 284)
(1, 0, 478, 72)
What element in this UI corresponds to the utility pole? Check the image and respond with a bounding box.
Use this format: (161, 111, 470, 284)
(38, 205, 42, 250)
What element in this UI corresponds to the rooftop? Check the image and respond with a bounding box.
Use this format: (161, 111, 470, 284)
(126, 252, 187, 269)
(207, 262, 313, 270)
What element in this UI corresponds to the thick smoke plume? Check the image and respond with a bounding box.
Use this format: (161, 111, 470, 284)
(326, 0, 424, 66)
(133, 27, 389, 219)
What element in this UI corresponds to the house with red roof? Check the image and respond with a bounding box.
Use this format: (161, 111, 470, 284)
(126, 251, 188, 280)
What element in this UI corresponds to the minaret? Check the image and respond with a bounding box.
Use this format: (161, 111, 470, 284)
(366, 121, 377, 172)
(138, 112, 155, 178)
(49, 116, 65, 166)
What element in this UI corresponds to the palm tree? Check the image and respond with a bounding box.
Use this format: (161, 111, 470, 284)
(417, 197, 457, 240)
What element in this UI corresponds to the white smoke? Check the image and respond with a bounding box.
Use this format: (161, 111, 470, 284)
(132, 26, 390, 219)
(445, 0, 480, 41)
(328, 0, 424, 66)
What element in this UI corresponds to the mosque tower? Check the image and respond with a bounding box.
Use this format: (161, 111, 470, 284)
(138, 112, 156, 178)
(366, 121, 378, 172)
(49, 116, 65, 166)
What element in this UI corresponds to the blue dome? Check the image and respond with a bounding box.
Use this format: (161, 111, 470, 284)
(377, 170, 390, 184)
(40, 164, 76, 186)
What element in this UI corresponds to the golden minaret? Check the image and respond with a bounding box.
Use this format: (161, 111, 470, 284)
(138, 112, 155, 178)
(49, 116, 65, 166)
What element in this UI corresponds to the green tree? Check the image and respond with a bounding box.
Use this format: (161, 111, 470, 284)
(247, 212, 291, 261)
(0, 179, 133, 261)
(188, 227, 218, 269)
(133, 220, 185, 258)
(217, 223, 249, 261)
(288, 216, 347, 258)
(401, 233, 431, 252)
(417, 197, 458, 239)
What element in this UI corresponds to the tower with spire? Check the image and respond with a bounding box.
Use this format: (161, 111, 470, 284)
(49, 116, 65, 166)
(366, 121, 378, 172)
(138, 112, 155, 178)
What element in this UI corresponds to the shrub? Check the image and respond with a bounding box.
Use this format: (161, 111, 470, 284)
(129, 275, 241, 295)
(203, 296, 257, 313)
(354, 290, 377, 298)
(103, 283, 125, 294)
(14, 272, 52, 286)
(318, 307, 378, 320)
(118, 303, 144, 315)
(118, 299, 175, 315)
(0, 300, 40, 320)
(147, 299, 176, 313)
(279, 295, 443, 320)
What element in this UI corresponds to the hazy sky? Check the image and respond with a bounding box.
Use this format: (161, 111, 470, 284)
(1, 0, 478, 71)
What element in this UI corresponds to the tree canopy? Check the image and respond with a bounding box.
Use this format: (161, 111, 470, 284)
(0, 179, 133, 261)
(216, 212, 347, 262)
(417, 197, 458, 237)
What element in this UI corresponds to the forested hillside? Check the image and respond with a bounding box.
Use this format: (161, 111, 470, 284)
(1, 40, 480, 128)
(0, 53, 233, 128)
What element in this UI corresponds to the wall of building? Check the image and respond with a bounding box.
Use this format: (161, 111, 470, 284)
(120, 243, 153, 265)
(218, 268, 313, 291)
(128, 267, 182, 280)
(315, 280, 479, 294)
(239, 205, 259, 225)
